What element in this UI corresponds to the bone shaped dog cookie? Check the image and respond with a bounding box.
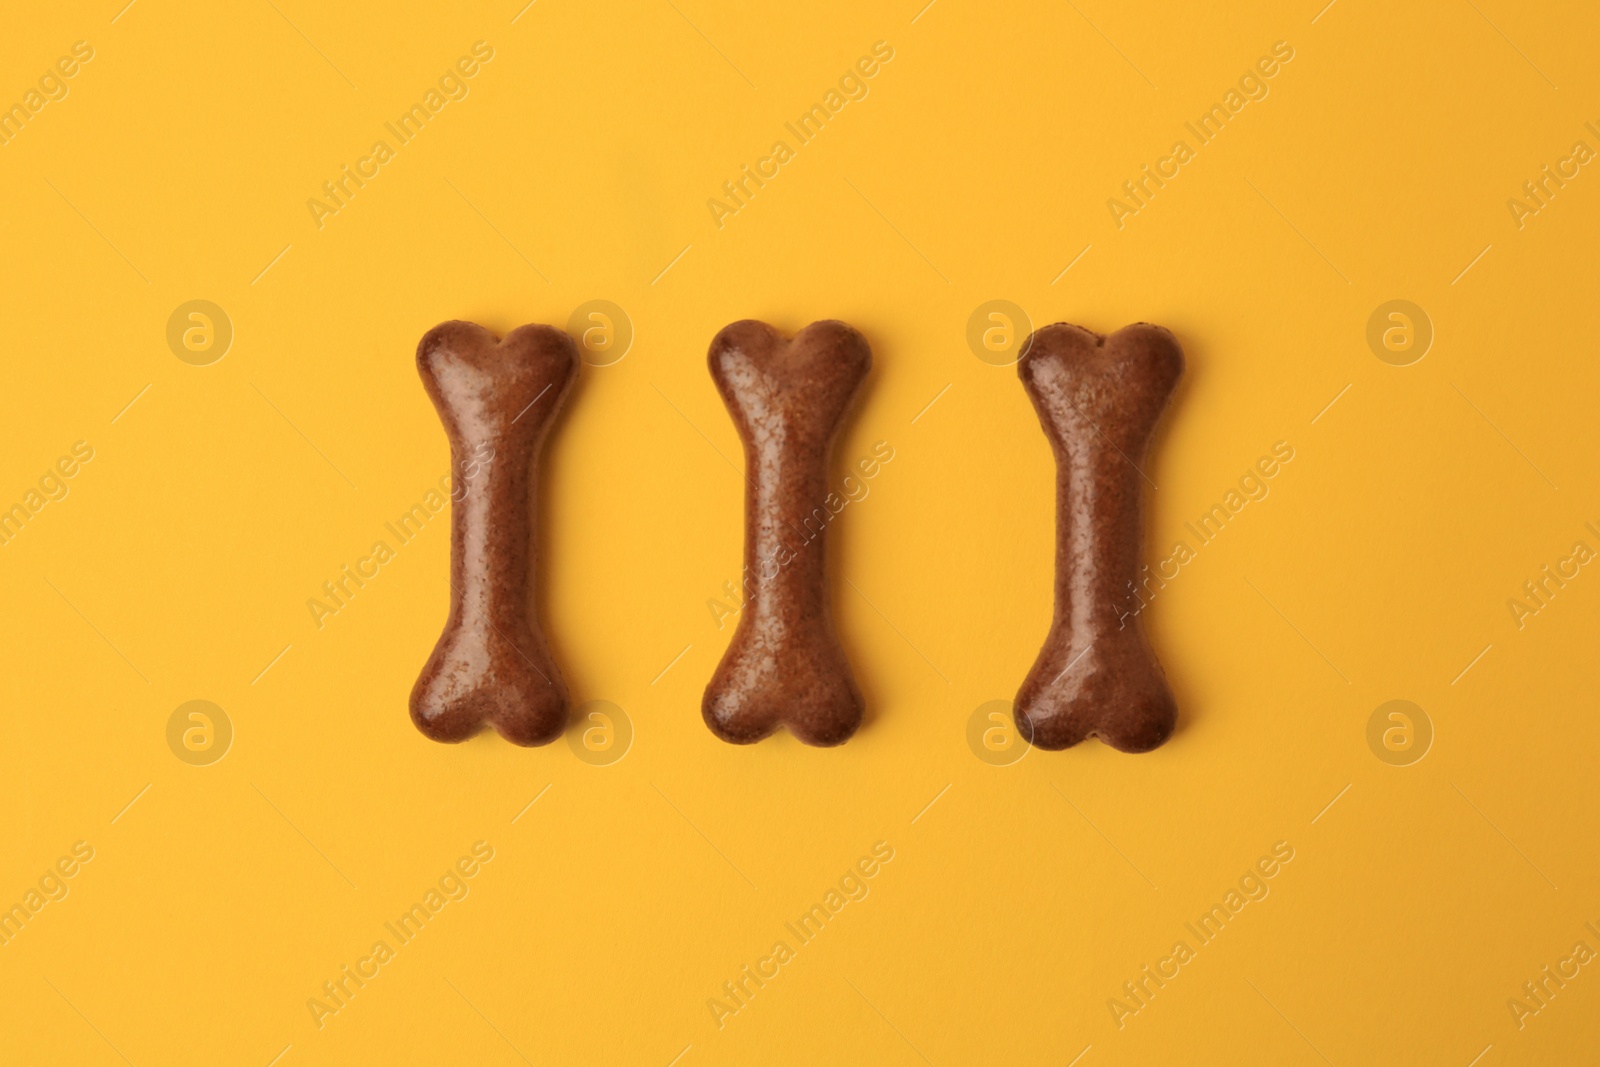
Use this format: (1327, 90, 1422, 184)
(703, 320, 870, 746)
(1014, 322, 1183, 752)
(410, 320, 576, 745)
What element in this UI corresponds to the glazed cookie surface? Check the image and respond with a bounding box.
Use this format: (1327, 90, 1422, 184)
(1014, 322, 1183, 753)
(410, 320, 576, 746)
(702, 319, 870, 746)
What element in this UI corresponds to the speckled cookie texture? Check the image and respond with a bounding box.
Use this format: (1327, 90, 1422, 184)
(702, 319, 870, 746)
(1014, 322, 1184, 753)
(410, 320, 576, 746)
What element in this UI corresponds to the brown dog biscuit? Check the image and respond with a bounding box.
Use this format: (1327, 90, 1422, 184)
(410, 320, 577, 745)
(703, 320, 870, 746)
(1014, 322, 1183, 752)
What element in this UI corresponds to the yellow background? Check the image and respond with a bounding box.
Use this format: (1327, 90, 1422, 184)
(2, 0, 1598, 1063)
